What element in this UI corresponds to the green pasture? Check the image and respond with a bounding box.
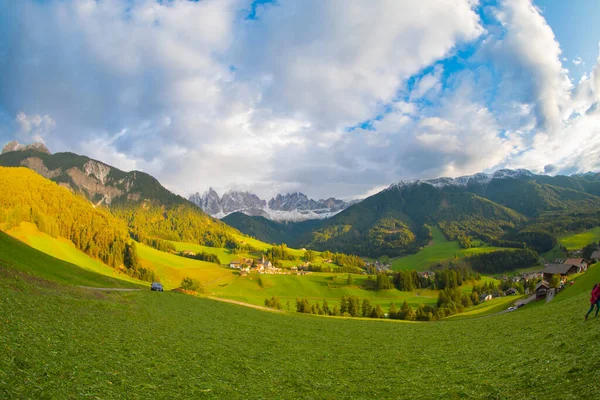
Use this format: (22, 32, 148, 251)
(4, 223, 143, 287)
(0, 231, 142, 289)
(2, 258, 600, 398)
(207, 272, 439, 309)
(558, 227, 600, 250)
(136, 242, 234, 290)
(391, 227, 506, 271)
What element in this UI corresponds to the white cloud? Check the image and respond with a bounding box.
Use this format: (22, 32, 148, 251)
(1, 0, 599, 201)
(573, 56, 584, 66)
(235, 0, 483, 130)
(14, 112, 56, 143)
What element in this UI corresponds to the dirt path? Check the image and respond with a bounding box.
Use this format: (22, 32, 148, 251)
(206, 296, 284, 313)
(78, 286, 143, 292)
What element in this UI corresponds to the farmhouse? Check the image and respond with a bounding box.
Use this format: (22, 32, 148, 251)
(542, 263, 579, 282)
(230, 260, 242, 269)
(535, 281, 551, 300)
(505, 288, 518, 296)
(563, 258, 588, 272)
(480, 293, 493, 302)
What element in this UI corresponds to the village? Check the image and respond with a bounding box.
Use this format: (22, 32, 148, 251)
(187, 246, 600, 305)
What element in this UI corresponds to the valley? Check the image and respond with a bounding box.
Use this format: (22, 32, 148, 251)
(2, 142, 600, 397)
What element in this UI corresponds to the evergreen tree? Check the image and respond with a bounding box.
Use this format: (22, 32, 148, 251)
(371, 304, 385, 318)
(361, 298, 373, 317)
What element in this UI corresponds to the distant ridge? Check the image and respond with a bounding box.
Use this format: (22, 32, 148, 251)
(189, 188, 359, 222)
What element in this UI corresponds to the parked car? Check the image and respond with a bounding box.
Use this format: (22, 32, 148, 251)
(151, 282, 164, 292)
(517, 303, 525, 308)
(507, 306, 516, 312)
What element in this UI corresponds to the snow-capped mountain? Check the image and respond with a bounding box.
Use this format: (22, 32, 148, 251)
(189, 189, 358, 221)
(388, 169, 535, 191)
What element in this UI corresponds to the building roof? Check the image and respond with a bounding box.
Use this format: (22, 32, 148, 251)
(564, 258, 584, 266)
(535, 281, 550, 290)
(591, 251, 600, 259)
(543, 263, 576, 275)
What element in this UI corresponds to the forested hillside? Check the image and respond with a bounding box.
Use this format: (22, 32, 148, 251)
(0, 167, 155, 281)
(0, 148, 241, 248)
(226, 171, 600, 257)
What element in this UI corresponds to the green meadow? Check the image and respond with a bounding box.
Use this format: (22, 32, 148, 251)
(0, 231, 142, 289)
(2, 248, 600, 398)
(206, 272, 440, 309)
(558, 227, 600, 250)
(173, 237, 338, 270)
(391, 226, 506, 271)
(2, 223, 511, 313)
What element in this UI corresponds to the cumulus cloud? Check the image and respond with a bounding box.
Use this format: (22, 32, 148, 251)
(14, 112, 56, 143)
(0, 0, 599, 200)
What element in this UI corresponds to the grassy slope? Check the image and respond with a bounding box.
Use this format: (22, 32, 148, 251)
(207, 272, 439, 309)
(2, 266, 600, 398)
(558, 227, 600, 250)
(3, 223, 506, 313)
(136, 243, 233, 290)
(172, 238, 338, 270)
(0, 231, 142, 289)
(6, 222, 143, 286)
(391, 226, 506, 271)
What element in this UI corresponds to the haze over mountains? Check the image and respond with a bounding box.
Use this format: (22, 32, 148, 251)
(189, 188, 359, 222)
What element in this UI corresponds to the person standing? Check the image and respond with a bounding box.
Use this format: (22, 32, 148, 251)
(585, 283, 600, 320)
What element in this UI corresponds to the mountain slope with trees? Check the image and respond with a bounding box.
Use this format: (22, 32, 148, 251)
(225, 170, 600, 257)
(0, 167, 155, 281)
(0, 144, 241, 248)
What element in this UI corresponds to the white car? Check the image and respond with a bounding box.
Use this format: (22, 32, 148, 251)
(507, 306, 516, 312)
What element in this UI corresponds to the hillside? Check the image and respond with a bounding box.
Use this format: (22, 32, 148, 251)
(0, 145, 241, 248)
(0, 167, 157, 281)
(0, 230, 141, 288)
(1, 256, 599, 398)
(225, 169, 600, 257)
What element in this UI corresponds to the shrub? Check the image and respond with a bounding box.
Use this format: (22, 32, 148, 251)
(180, 277, 203, 292)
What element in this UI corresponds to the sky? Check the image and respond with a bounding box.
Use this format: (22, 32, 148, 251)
(0, 0, 599, 201)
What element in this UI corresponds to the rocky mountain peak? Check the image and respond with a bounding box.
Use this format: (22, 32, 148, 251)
(2, 140, 51, 155)
(189, 189, 357, 221)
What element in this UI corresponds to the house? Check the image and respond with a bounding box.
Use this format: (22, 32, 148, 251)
(505, 287, 518, 296)
(480, 293, 493, 302)
(590, 251, 600, 263)
(240, 265, 250, 273)
(535, 281, 551, 300)
(563, 258, 588, 272)
(542, 263, 579, 282)
(229, 260, 242, 269)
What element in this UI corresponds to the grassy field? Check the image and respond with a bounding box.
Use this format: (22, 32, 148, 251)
(558, 227, 600, 250)
(207, 272, 439, 309)
(446, 295, 523, 320)
(2, 223, 506, 311)
(172, 238, 338, 270)
(6, 222, 144, 286)
(0, 231, 142, 289)
(2, 259, 600, 398)
(137, 243, 234, 290)
(391, 227, 507, 271)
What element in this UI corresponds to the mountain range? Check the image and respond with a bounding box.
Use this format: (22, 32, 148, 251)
(2, 140, 600, 259)
(223, 168, 600, 257)
(189, 188, 359, 221)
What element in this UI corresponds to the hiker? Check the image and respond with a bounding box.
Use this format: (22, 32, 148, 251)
(585, 283, 600, 320)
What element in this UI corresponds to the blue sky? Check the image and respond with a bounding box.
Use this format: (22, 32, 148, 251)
(0, 0, 599, 200)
